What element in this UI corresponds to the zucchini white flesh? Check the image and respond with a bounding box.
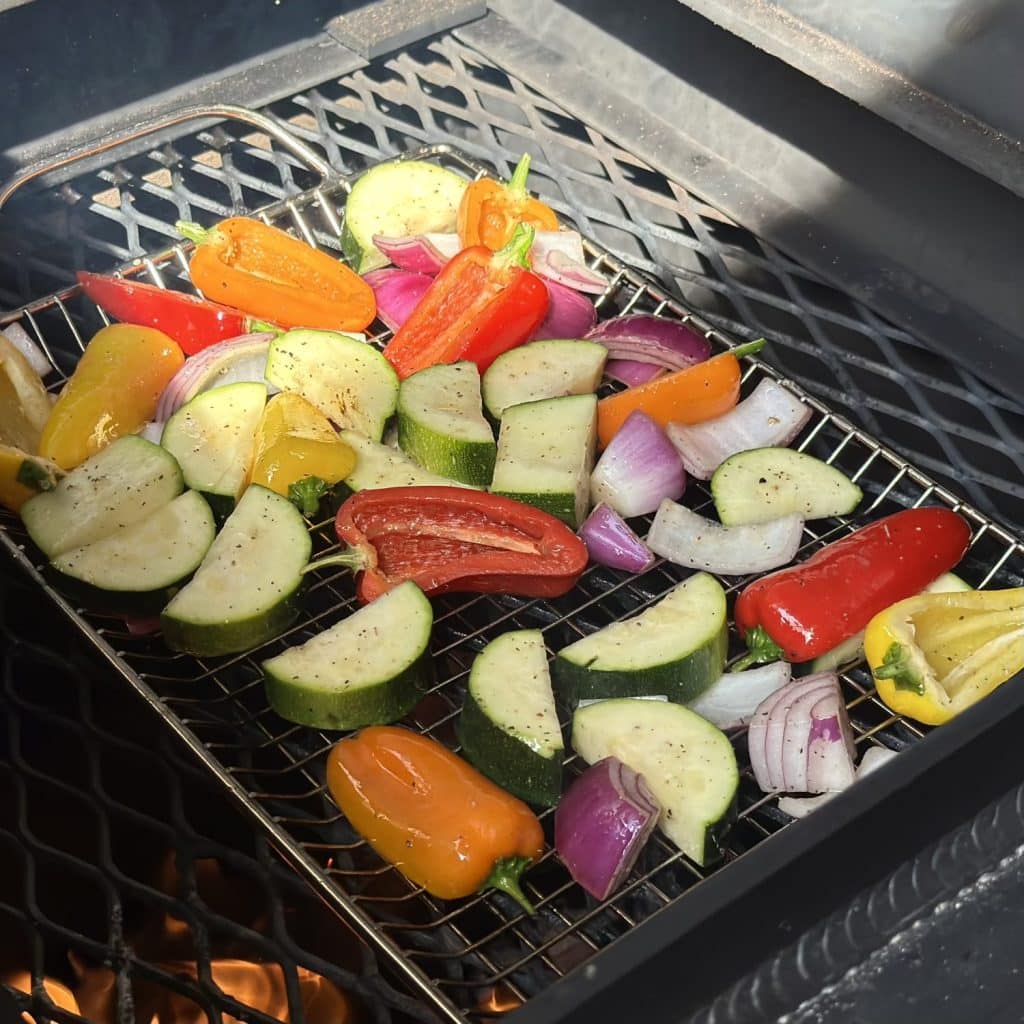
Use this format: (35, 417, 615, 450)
(340, 431, 477, 491)
(481, 340, 608, 420)
(397, 361, 496, 486)
(263, 581, 433, 729)
(489, 393, 597, 528)
(49, 491, 216, 614)
(572, 698, 739, 866)
(712, 447, 862, 526)
(161, 485, 312, 656)
(458, 630, 564, 806)
(160, 381, 266, 509)
(264, 329, 399, 441)
(21, 435, 183, 558)
(340, 160, 468, 273)
(553, 572, 727, 706)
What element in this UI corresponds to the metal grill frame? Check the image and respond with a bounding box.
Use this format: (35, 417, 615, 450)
(2, 139, 1023, 1024)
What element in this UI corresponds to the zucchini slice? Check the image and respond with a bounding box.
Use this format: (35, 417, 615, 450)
(481, 339, 608, 420)
(340, 160, 467, 274)
(21, 435, 183, 558)
(49, 490, 216, 614)
(264, 329, 399, 441)
(572, 698, 739, 866)
(161, 381, 267, 512)
(489, 393, 597, 528)
(711, 447, 862, 526)
(263, 580, 433, 729)
(161, 484, 311, 656)
(340, 431, 477, 491)
(458, 630, 564, 806)
(397, 361, 496, 486)
(553, 572, 727, 706)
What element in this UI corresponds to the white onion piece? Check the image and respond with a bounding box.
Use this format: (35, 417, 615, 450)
(778, 745, 898, 819)
(666, 379, 812, 480)
(138, 421, 165, 444)
(687, 662, 791, 730)
(648, 499, 803, 575)
(2, 321, 53, 377)
(806, 689, 857, 792)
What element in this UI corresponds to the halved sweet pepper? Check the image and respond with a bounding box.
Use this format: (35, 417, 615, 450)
(865, 588, 1024, 725)
(318, 486, 589, 603)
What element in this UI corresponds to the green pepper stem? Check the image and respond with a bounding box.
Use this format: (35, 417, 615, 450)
(248, 319, 283, 335)
(176, 220, 211, 245)
(482, 855, 536, 915)
(507, 153, 532, 197)
(728, 338, 767, 360)
(492, 223, 536, 271)
(730, 625, 785, 673)
(301, 547, 368, 576)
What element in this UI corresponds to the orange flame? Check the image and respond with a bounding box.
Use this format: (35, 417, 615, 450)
(1, 971, 82, 1022)
(476, 983, 523, 1015)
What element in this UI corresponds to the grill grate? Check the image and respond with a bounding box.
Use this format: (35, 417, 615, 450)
(2, 144, 1023, 1023)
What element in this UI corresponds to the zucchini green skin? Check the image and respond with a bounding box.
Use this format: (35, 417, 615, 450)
(265, 646, 432, 730)
(553, 618, 728, 707)
(458, 690, 563, 806)
(43, 566, 186, 617)
(397, 417, 496, 487)
(489, 489, 577, 528)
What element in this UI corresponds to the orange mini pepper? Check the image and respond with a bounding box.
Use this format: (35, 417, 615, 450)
(597, 340, 765, 448)
(177, 218, 376, 333)
(458, 153, 559, 251)
(327, 726, 545, 913)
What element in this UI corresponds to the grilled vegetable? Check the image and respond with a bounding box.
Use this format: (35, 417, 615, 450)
(585, 315, 712, 373)
(866, 588, 1024, 726)
(341, 160, 467, 273)
(553, 572, 728, 706)
(734, 508, 972, 667)
(577, 503, 655, 573)
(339, 431, 475, 492)
(363, 269, 432, 331)
(0, 445, 62, 513)
(687, 661, 792, 731)
(397, 361, 496, 486)
(161, 484, 311, 656)
(178, 218, 376, 332)
(490, 393, 597, 529)
(39, 324, 184, 470)
(0, 331, 52, 453)
(263, 581, 433, 729)
(331, 486, 589, 603)
(326, 726, 545, 912)
(21, 435, 183, 558)
(533, 281, 599, 341)
(572, 698, 739, 866)
(382, 224, 549, 379)
(458, 630, 564, 806)
(457, 153, 559, 250)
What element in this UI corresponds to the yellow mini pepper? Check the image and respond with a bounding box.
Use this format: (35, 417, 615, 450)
(0, 445, 62, 513)
(865, 588, 1024, 726)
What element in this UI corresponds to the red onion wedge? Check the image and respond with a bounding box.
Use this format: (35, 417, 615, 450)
(2, 321, 52, 377)
(806, 689, 857, 792)
(687, 661, 791, 730)
(364, 269, 433, 331)
(579, 503, 655, 573)
(554, 757, 660, 900)
(533, 280, 598, 340)
(666, 379, 812, 480)
(586, 315, 711, 372)
(590, 411, 685, 518)
(648, 499, 803, 575)
(605, 359, 664, 387)
(778, 746, 898, 819)
(124, 615, 162, 636)
(155, 331, 278, 423)
(373, 233, 460, 274)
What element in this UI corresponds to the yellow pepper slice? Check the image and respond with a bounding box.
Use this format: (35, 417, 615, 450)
(0, 444, 63, 513)
(39, 324, 184, 469)
(0, 331, 52, 453)
(249, 392, 356, 513)
(865, 588, 1024, 725)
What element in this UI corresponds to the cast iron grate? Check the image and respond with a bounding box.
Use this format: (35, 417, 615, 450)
(1, 35, 1022, 529)
(1, 144, 1023, 1022)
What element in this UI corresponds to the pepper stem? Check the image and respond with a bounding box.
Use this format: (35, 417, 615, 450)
(506, 153, 532, 197)
(492, 223, 536, 271)
(176, 220, 211, 245)
(482, 856, 536, 915)
(301, 547, 368, 576)
(728, 338, 767, 360)
(731, 625, 785, 673)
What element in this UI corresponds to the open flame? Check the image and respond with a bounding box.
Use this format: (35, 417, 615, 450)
(476, 983, 523, 1016)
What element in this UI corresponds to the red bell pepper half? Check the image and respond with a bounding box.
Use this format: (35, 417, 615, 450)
(77, 271, 260, 355)
(329, 486, 589, 603)
(733, 507, 971, 666)
(382, 224, 549, 379)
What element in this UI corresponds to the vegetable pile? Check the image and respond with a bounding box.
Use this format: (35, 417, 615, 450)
(3, 150, 1019, 913)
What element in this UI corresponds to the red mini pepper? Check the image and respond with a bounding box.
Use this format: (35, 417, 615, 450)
(733, 507, 972, 666)
(321, 486, 589, 603)
(77, 272, 256, 355)
(382, 224, 549, 379)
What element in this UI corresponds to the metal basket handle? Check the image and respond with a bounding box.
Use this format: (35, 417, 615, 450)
(0, 102, 337, 210)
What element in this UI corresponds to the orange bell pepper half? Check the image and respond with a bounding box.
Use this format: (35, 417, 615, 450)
(327, 726, 545, 913)
(458, 153, 559, 250)
(177, 218, 376, 333)
(597, 340, 765, 448)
